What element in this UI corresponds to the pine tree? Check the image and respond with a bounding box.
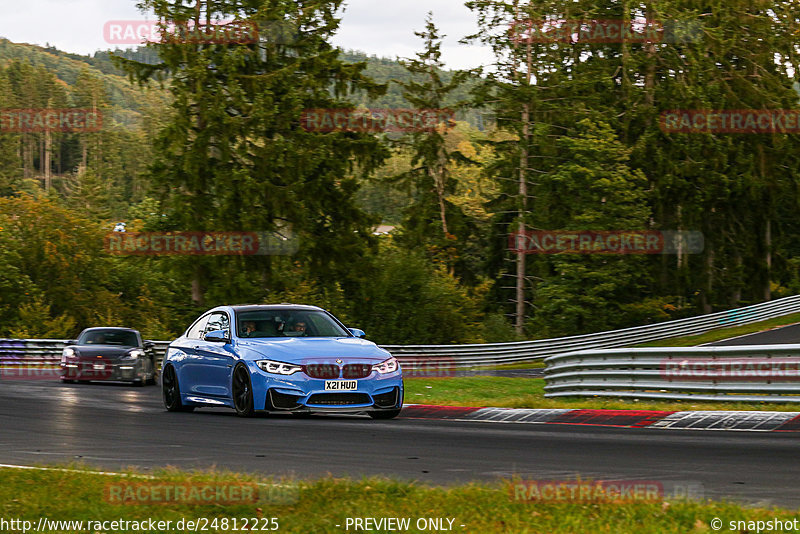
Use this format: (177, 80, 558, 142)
(116, 0, 389, 305)
(393, 13, 473, 273)
(0, 67, 21, 195)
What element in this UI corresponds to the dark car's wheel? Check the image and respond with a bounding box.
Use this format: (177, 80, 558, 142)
(145, 359, 157, 385)
(369, 409, 401, 420)
(162, 365, 193, 412)
(232, 364, 255, 418)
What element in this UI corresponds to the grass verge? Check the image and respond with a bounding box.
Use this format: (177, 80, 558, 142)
(404, 377, 800, 412)
(0, 465, 796, 533)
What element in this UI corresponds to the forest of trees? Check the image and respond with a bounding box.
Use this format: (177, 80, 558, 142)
(0, 0, 799, 345)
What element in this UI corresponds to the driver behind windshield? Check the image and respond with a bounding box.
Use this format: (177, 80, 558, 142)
(241, 321, 257, 337)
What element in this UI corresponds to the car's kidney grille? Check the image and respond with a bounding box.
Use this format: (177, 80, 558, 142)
(307, 393, 371, 406)
(342, 364, 372, 379)
(304, 364, 340, 379)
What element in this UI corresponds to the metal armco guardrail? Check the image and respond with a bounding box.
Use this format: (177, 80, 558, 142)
(384, 295, 800, 369)
(2, 295, 800, 372)
(544, 345, 800, 403)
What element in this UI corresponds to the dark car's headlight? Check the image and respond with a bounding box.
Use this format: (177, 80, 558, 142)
(257, 360, 302, 375)
(62, 347, 77, 359)
(123, 349, 145, 360)
(372, 357, 399, 374)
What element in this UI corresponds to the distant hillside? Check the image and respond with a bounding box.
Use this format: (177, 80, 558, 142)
(0, 39, 168, 122)
(0, 40, 484, 128)
(340, 50, 484, 127)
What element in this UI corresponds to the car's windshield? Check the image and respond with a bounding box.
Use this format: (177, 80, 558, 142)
(78, 329, 139, 347)
(236, 310, 349, 338)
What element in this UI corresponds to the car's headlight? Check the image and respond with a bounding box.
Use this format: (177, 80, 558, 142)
(372, 357, 399, 374)
(123, 349, 145, 360)
(62, 347, 76, 358)
(257, 360, 302, 375)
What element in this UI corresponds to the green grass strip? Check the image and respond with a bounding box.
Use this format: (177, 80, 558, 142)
(0, 466, 797, 533)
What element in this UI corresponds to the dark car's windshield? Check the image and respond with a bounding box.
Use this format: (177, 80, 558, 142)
(236, 310, 350, 339)
(78, 329, 139, 347)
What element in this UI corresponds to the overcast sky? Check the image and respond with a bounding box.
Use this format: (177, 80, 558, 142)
(0, 0, 493, 70)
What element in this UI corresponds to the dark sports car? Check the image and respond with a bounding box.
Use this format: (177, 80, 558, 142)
(60, 327, 157, 386)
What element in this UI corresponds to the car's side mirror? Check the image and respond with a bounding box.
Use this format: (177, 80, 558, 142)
(143, 340, 155, 350)
(348, 328, 366, 339)
(67, 340, 78, 346)
(204, 330, 231, 343)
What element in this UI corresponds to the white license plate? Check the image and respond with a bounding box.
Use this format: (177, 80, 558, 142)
(93, 364, 106, 370)
(325, 380, 357, 391)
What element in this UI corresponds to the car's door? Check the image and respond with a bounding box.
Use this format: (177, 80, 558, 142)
(193, 311, 235, 398)
(174, 314, 210, 394)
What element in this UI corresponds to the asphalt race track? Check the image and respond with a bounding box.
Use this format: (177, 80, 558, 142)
(709, 322, 800, 346)
(1, 380, 800, 507)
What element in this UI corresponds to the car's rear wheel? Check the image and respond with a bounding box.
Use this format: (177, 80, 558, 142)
(369, 409, 401, 420)
(162, 365, 193, 412)
(232, 364, 255, 418)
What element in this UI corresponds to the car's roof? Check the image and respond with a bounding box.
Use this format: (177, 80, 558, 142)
(81, 327, 140, 333)
(228, 304, 325, 313)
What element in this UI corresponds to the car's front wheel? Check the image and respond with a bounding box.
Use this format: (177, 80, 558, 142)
(232, 364, 255, 418)
(162, 365, 193, 412)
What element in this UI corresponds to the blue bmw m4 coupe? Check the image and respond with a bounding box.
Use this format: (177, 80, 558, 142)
(161, 304, 404, 418)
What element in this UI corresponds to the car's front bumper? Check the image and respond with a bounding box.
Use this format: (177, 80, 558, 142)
(61, 358, 148, 382)
(247, 361, 404, 413)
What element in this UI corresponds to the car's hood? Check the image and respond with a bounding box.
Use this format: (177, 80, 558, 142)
(236, 337, 391, 364)
(72, 345, 138, 360)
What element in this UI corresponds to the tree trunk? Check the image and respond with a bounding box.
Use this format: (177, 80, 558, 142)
(764, 217, 771, 301)
(514, 2, 533, 336)
(701, 245, 714, 314)
(43, 129, 52, 191)
(732, 251, 742, 304)
(191, 264, 206, 306)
